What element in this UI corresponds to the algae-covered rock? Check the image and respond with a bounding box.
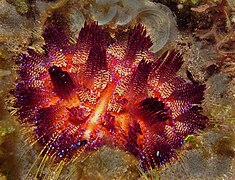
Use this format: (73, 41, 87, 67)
(0, 0, 234, 179)
(158, 130, 235, 179)
(76, 146, 139, 180)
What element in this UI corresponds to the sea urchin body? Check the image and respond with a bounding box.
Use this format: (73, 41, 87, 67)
(12, 22, 208, 170)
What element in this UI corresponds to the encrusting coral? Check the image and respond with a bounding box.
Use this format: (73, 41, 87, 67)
(81, 0, 178, 52)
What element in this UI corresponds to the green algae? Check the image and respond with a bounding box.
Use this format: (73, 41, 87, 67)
(179, 0, 201, 5)
(0, 120, 15, 137)
(184, 134, 202, 148)
(210, 103, 235, 124)
(6, 0, 30, 15)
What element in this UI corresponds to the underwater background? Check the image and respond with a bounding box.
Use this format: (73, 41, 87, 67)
(0, 0, 234, 179)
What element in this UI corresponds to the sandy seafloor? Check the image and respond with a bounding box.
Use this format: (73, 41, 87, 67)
(0, 0, 234, 179)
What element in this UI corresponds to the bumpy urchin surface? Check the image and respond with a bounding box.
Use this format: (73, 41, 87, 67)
(11, 22, 208, 171)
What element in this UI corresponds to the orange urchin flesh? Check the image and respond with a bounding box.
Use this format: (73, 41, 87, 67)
(12, 22, 208, 170)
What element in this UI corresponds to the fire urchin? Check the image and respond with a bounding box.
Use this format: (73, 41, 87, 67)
(11, 22, 208, 171)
